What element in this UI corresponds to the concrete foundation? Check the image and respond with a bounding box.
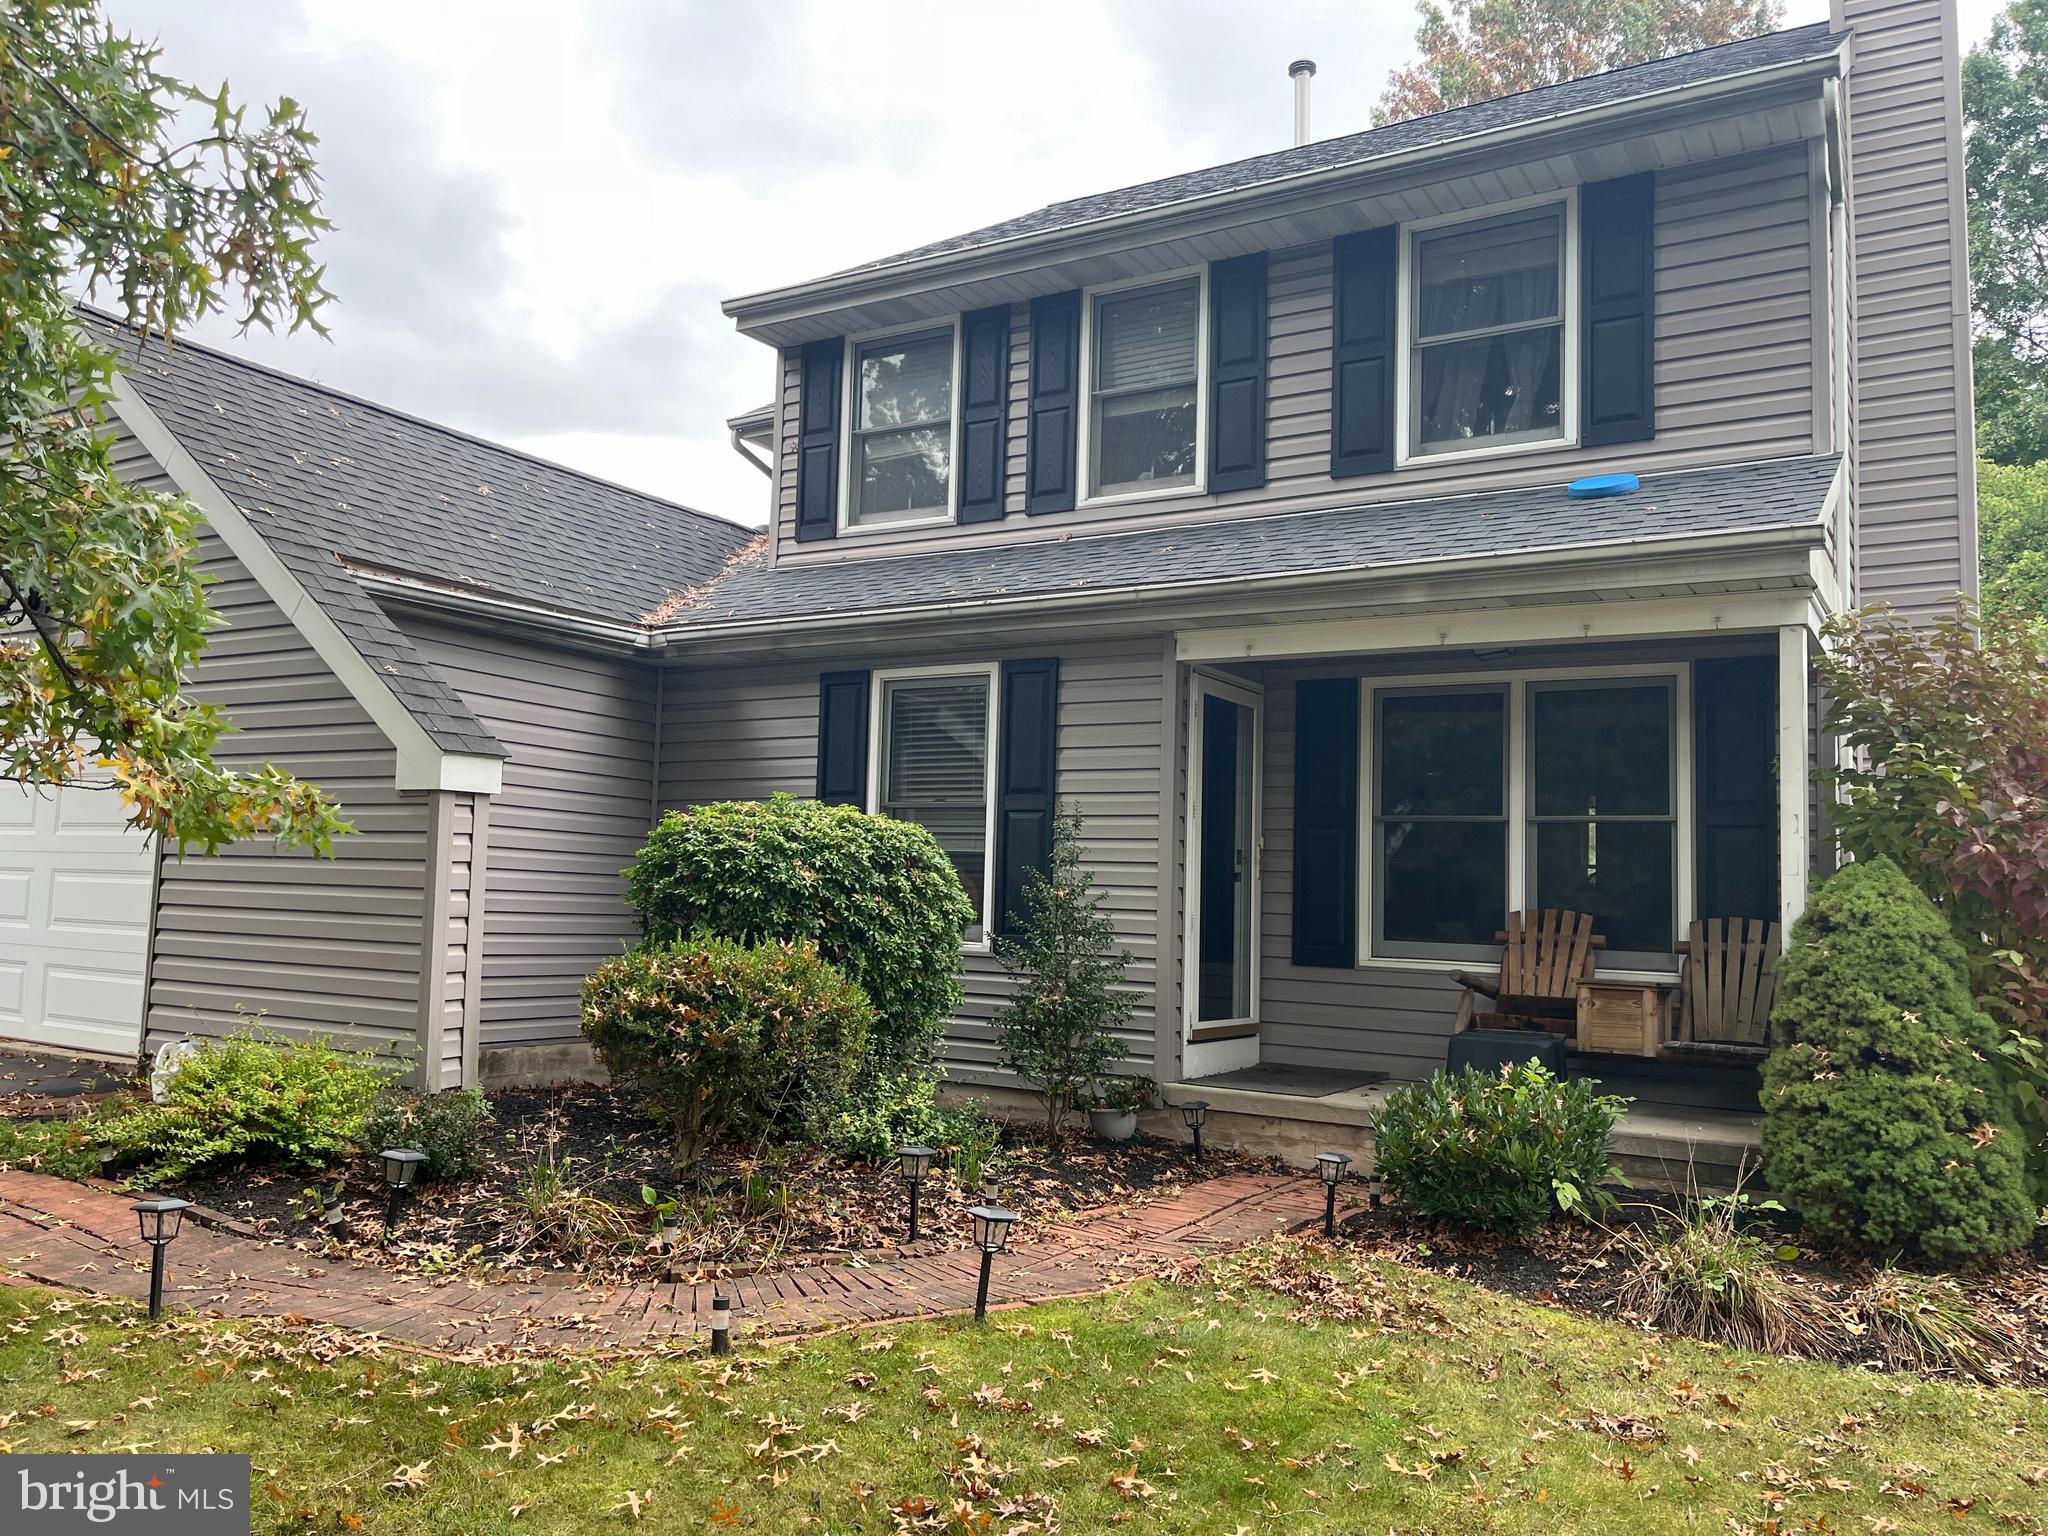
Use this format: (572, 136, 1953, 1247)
(478, 1041, 608, 1090)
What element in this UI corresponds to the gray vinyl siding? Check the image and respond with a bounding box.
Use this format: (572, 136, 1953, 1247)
(400, 619, 658, 1049)
(110, 414, 433, 1060)
(1836, 0, 1977, 617)
(657, 638, 1167, 1077)
(769, 144, 1818, 560)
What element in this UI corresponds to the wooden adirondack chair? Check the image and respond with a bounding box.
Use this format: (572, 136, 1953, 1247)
(1671, 917, 1781, 1051)
(1451, 909, 1604, 1033)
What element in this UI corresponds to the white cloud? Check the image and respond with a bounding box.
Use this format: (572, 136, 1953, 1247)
(99, 0, 2002, 527)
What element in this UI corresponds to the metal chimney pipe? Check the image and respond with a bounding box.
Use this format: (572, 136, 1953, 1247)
(1289, 59, 1316, 146)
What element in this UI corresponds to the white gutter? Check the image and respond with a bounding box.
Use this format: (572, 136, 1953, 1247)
(724, 40, 1846, 325)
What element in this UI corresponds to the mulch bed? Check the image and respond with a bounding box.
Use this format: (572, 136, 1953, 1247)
(157, 1084, 1280, 1284)
(1316, 1193, 2048, 1389)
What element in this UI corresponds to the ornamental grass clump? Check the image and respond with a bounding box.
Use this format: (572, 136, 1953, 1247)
(1612, 1188, 1835, 1356)
(1761, 858, 2033, 1267)
(1370, 1062, 1627, 1236)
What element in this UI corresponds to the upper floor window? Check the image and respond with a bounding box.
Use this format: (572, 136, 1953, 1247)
(1085, 273, 1205, 500)
(1403, 200, 1574, 462)
(847, 326, 955, 529)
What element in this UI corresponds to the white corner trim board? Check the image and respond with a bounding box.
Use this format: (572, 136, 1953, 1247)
(107, 378, 504, 797)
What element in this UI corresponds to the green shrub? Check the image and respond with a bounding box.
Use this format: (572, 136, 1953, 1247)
(824, 1068, 1000, 1170)
(1371, 1062, 1627, 1236)
(1761, 858, 2034, 1267)
(0, 1115, 105, 1180)
(582, 936, 874, 1166)
(360, 1087, 491, 1181)
(993, 807, 1134, 1136)
(623, 796, 974, 1066)
(105, 1031, 385, 1183)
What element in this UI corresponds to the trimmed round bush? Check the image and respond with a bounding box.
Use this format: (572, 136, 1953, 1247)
(1371, 1062, 1627, 1236)
(623, 795, 974, 1063)
(581, 935, 875, 1166)
(1761, 858, 2033, 1266)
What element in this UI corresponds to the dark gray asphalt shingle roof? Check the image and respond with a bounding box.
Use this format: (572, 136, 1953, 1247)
(828, 24, 1839, 282)
(102, 318, 755, 754)
(670, 456, 1840, 629)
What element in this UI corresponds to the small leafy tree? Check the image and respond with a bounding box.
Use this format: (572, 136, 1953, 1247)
(992, 807, 1134, 1138)
(1761, 859, 2033, 1266)
(2, 0, 346, 853)
(1817, 604, 2048, 1036)
(1966, 0, 2048, 466)
(1375, 0, 1781, 124)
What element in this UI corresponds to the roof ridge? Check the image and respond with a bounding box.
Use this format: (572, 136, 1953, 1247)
(820, 22, 1837, 285)
(82, 304, 757, 541)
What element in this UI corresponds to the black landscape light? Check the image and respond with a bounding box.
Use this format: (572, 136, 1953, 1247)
(968, 1204, 1019, 1322)
(710, 1293, 732, 1356)
(1178, 1099, 1210, 1160)
(897, 1145, 937, 1242)
(131, 1197, 190, 1321)
(1369, 1170, 1385, 1211)
(379, 1148, 427, 1240)
(1315, 1152, 1351, 1238)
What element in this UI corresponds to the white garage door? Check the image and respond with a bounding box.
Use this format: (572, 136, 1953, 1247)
(0, 771, 154, 1055)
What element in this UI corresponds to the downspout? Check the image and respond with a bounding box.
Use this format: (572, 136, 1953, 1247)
(649, 665, 665, 827)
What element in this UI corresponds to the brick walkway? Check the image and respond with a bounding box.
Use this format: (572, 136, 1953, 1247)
(0, 1168, 1322, 1355)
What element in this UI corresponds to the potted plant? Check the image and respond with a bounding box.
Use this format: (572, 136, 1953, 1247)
(1086, 1075, 1153, 1142)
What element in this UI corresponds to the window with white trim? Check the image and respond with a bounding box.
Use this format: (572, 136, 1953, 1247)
(875, 669, 995, 938)
(1089, 276, 1201, 497)
(1408, 204, 1567, 457)
(1369, 674, 1679, 967)
(848, 328, 953, 527)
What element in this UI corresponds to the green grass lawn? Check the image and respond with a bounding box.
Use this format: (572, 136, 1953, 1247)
(0, 1245, 2039, 1534)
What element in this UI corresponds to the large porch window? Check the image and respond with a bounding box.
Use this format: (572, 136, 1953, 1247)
(1369, 672, 1681, 969)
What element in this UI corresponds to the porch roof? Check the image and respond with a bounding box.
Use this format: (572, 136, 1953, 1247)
(658, 454, 1840, 635)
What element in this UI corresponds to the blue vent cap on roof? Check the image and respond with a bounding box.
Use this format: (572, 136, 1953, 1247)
(1567, 472, 1640, 499)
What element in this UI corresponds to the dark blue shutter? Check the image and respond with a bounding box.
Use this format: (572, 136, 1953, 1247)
(815, 670, 870, 806)
(795, 339, 843, 542)
(1291, 677, 1359, 968)
(1581, 172, 1656, 447)
(958, 306, 1011, 524)
(1329, 227, 1398, 477)
(1026, 292, 1081, 515)
(994, 657, 1059, 934)
(1693, 657, 1777, 924)
(1208, 253, 1269, 493)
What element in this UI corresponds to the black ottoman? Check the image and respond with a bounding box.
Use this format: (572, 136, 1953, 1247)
(1445, 1028, 1566, 1076)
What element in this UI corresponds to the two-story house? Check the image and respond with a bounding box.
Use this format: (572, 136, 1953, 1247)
(7, 0, 1971, 1155)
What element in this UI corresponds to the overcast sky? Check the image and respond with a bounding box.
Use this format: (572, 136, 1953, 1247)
(102, 0, 2001, 528)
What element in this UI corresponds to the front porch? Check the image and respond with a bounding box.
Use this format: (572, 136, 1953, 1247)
(1153, 1069, 1762, 1190)
(1153, 587, 1824, 1148)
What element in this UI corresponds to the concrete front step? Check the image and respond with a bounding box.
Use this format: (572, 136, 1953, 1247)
(1152, 1080, 1762, 1193)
